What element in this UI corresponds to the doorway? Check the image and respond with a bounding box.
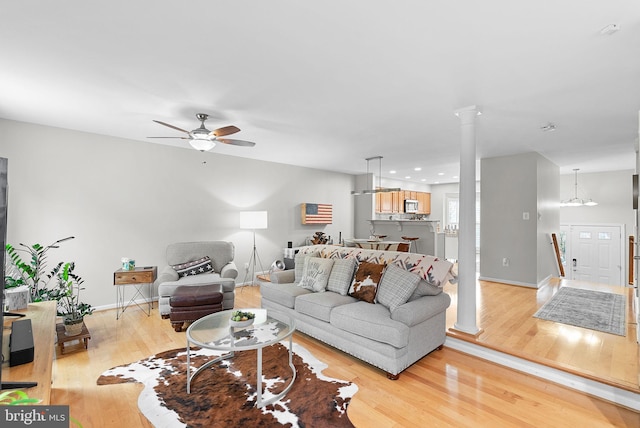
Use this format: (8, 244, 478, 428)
(559, 224, 625, 286)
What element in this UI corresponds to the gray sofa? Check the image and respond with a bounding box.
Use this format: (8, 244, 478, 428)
(155, 241, 238, 317)
(260, 244, 455, 379)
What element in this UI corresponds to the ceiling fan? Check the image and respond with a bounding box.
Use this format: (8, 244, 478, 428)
(149, 113, 256, 152)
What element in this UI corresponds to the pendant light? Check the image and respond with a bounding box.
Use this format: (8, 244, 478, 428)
(351, 156, 401, 195)
(560, 168, 598, 207)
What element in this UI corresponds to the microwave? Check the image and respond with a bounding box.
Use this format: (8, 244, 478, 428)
(404, 199, 419, 213)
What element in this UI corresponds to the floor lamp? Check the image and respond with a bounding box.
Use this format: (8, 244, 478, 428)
(240, 211, 268, 286)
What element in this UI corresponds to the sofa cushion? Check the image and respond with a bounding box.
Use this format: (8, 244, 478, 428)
(260, 282, 312, 309)
(299, 257, 334, 292)
(409, 279, 443, 301)
(330, 301, 409, 348)
(327, 258, 357, 295)
(157, 273, 236, 297)
(376, 264, 421, 311)
(348, 261, 385, 304)
(171, 256, 214, 278)
(294, 251, 320, 282)
(295, 292, 357, 322)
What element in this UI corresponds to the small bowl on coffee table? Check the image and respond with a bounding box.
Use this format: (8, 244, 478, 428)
(229, 318, 254, 328)
(229, 310, 255, 328)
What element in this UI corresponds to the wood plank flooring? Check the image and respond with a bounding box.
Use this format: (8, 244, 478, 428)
(49, 281, 640, 427)
(445, 278, 639, 392)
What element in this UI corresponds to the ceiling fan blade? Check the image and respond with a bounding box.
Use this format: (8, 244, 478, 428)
(147, 136, 190, 139)
(217, 138, 256, 147)
(152, 120, 190, 134)
(211, 125, 240, 137)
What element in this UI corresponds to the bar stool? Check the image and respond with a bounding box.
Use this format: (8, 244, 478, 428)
(401, 236, 420, 253)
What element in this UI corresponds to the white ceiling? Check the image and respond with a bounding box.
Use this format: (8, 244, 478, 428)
(1, 1, 639, 184)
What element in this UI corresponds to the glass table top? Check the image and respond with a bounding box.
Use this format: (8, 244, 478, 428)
(186, 308, 295, 351)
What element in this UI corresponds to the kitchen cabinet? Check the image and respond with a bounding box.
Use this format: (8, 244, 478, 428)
(378, 191, 394, 213)
(418, 192, 431, 214)
(376, 190, 431, 214)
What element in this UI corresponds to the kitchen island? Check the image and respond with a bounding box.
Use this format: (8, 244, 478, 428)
(365, 219, 440, 256)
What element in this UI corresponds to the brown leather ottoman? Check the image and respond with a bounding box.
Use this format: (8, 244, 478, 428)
(169, 284, 224, 332)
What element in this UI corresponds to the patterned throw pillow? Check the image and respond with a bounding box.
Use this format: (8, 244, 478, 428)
(348, 261, 385, 303)
(327, 258, 357, 295)
(376, 264, 421, 311)
(294, 251, 320, 282)
(299, 257, 335, 292)
(172, 256, 213, 278)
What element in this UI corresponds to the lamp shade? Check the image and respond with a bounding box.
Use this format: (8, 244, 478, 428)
(188, 138, 216, 152)
(240, 211, 268, 229)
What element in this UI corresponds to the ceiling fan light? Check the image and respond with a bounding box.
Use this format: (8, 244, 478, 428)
(189, 138, 215, 152)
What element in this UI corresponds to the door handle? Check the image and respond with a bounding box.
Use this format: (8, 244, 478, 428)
(572, 258, 577, 267)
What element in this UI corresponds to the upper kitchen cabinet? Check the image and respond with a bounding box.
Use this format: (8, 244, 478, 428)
(417, 192, 431, 214)
(376, 190, 430, 214)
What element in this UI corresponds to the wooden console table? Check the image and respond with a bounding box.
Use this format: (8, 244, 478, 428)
(2, 301, 57, 404)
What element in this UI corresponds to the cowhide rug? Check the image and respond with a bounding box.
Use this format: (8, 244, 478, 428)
(97, 341, 357, 428)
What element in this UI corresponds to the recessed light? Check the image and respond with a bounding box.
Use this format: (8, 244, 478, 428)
(434, 181, 440, 184)
(438, 172, 444, 176)
(600, 24, 620, 35)
(389, 170, 396, 174)
(405, 176, 411, 179)
(420, 178, 426, 182)
(414, 167, 422, 171)
(453, 176, 459, 179)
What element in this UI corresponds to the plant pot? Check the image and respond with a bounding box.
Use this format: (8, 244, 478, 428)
(63, 316, 84, 336)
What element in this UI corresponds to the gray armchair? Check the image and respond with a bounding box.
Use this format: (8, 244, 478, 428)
(155, 241, 238, 317)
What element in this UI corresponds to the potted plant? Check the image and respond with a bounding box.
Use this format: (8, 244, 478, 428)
(44, 262, 94, 336)
(5, 236, 75, 302)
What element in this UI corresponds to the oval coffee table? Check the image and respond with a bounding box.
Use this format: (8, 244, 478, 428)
(186, 308, 296, 408)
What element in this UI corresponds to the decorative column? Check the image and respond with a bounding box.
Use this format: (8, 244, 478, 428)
(453, 105, 481, 335)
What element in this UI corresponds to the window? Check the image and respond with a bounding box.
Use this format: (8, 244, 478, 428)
(445, 193, 481, 252)
(446, 196, 459, 229)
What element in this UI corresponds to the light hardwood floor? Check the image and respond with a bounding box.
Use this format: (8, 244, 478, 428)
(50, 281, 640, 427)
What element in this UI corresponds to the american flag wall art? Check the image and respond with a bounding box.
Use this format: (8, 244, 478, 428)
(301, 203, 333, 224)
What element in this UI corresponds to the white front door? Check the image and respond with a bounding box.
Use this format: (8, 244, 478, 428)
(565, 225, 623, 286)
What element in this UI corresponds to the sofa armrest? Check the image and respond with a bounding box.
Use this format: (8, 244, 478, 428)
(155, 266, 179, 285)
(220, 261, 238, 279)
(270, 269, 295, 284)
(390, 293, 451, 327)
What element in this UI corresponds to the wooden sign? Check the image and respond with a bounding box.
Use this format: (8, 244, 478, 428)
(301, 203, 333, 224)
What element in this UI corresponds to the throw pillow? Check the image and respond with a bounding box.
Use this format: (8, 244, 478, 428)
(294, 251, 320, 283)
(348, 261, 385, 304)
(299, 257, 335, 292)
(327, 258, 357, 295)
(376, 264, 421, 312)
(172, 256, 214, 278)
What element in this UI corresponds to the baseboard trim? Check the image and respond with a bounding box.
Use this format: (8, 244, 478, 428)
(477, 276, 538, 288)
(445, 336, 640, 412)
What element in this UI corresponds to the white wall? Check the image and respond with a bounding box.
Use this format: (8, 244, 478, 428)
(537, 155, 561, 282)
(480, 152, 559, 287)
(0, 119, 355, 310)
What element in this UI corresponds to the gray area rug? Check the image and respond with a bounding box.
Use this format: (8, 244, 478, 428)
(534, 287, 626, 336)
